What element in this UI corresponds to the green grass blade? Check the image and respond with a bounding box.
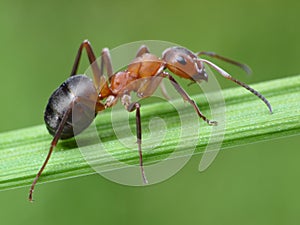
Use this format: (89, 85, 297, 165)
(0, 75, 299, 191)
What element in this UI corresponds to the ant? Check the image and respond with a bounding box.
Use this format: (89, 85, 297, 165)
(29, 40, 272, 201)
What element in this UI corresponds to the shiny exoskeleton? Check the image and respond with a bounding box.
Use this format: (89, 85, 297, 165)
(29, 40, 272, 201)
(44, 75, 98, 139)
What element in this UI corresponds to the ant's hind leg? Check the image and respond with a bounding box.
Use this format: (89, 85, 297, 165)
(70, 40, 113, 93)
(29, 102, 73, 202)
(96, 48, 114, 95)
(164, 72, 218, 126)
(100, 48, 113, 78)
(70, 40, 100, 77)
(70, 40, 104, 90)
(136, 45, 150, 57)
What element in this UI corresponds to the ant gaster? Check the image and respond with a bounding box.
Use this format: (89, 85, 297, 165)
(29, 40, 272, 201)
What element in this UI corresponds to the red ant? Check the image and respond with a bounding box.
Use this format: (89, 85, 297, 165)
(29, 40, 272, 201)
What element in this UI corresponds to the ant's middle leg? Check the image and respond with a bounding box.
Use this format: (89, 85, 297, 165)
(135, 45, 171, 99)
(121, 94, 148, 184)
(162, 72, 218, 126)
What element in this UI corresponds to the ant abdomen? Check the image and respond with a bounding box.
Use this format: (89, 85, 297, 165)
(44, 75, 98, 139)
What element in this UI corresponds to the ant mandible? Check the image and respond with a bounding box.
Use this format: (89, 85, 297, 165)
(29, 40, 272, 201)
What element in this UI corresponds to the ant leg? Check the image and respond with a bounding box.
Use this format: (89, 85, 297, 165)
(70, 40, 99, 77)
(96, 48, 114, 95)
(100, 48, 113, 78)
(129, 102, 148, 184)
(135, 45, 171, 99)
(136, 45, 150, 57)
(122, 95, 148, 184)
(159, 81, 171, 100)
(29, 102, 73, 202)
(70, 40, 113, 94)
(200, 59, 273, 113)
(163, 72, 218, 125)
(70, 40, 104, 91)
(197, 51, 252, 74)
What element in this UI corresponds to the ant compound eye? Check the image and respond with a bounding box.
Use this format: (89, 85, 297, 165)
(176, 55, 187, 65)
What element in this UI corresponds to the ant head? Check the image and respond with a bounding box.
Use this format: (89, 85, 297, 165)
(162, 47, 208, 82)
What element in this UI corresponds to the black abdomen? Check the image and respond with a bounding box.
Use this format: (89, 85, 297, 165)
(44, 75, 98, 139)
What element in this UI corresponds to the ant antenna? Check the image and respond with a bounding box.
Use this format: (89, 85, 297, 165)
(199, 58, 272, 113)
(197, 51, 252, 74)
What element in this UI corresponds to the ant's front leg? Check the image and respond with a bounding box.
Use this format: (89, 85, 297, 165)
(163, 72, 218, 126)
(121, 94, 148, 184)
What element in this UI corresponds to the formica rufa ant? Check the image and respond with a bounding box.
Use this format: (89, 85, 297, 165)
(29, 40, 272, 201)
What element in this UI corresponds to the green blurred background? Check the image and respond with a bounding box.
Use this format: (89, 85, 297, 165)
(0, 0, 300, 224)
